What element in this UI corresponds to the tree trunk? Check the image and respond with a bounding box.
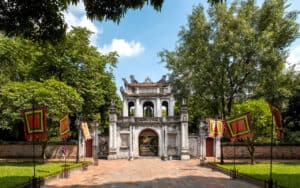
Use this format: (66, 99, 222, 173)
(246, 138, 255, 165)
(41, 139, 49, 162)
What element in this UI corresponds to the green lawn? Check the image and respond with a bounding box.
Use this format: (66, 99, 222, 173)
(216, 163, 300, 188)
(0, 162, 83, 188)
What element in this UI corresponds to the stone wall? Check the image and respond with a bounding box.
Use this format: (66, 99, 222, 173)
(189, 135, 199, 158)
(0, 142, 77, 159)
(98, 135, 109, 158)
(223, 144, 300, 159)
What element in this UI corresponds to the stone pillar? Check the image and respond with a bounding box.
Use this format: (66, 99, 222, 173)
(79, 129, 85, 158)
(199, 121, 207, 159)
(162, 125, 168, 159)
(156, 98, 162, 117)
(75, 118, 81, 162)
(135, 98, 142, 117)
(123, 98, 128, 117)
(169, 97, 175, 116)
(215, 138, 221, 158)
(129, 125, 133, 160)
(180, 99, 190, 160)
(108, 101, 118, 159)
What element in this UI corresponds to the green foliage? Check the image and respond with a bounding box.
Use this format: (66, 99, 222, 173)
(232, 99, 274, 163)
(283, 75, 300, 142)
(0, 0, 69, 42)
(208, 0, 226, 4)
(160, 0, 299, 124)
(0, 36, 39, 84)
(31, 27, 119, 122)
(0, 27, 120, 140)
(232, 99, 273, 142)
(0, 79, 83, 137)
(0, 0, 164, 42)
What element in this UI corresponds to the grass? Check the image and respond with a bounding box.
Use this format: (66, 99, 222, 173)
(0, 161, 83, 188)
(215, 163, 300, 188)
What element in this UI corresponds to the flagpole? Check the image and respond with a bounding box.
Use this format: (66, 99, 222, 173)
(214, 138, 216, 163)
(268, 109, 274, 188)
(220, 138, 224, 164)
(233, 141, 236, 171)
(231, 124, 238, 179)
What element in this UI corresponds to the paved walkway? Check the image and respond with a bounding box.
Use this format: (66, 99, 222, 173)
(43, 158, 260, 188)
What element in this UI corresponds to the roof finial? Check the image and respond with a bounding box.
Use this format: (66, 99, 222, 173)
(144, 76, 152, 83)
(130, 75, 138, 83)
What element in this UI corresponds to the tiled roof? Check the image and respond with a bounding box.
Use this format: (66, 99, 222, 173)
(125, 82, 169, 88)
(121, 92, 172, 97)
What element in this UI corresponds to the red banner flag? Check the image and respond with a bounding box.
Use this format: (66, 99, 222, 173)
(268, 102, 283, 138)
(21, 107, 47, 141)
(59, 114, 71, 140)
(225, 112, 253, 142)
(206, 118, 224, 138)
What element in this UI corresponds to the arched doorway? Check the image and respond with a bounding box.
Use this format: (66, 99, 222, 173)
(143, 101, 154, 117)
(162, 101, 168, 117)
(128, 101, 135, 116)
(139, 129, 158, 156)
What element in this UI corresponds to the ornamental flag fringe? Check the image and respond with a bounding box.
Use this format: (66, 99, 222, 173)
(206, 118, 224, 138)
(21, 107, 48, 141)
(81, 121, 91, 141)
(225, 112, 253, 142)
(59, 114, 71, 140)
(268, 102, 284, 139)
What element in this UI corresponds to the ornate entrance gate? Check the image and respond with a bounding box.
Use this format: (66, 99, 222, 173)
(139, 129, 158, 156)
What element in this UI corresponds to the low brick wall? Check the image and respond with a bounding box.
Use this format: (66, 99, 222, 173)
(223, 143, 300, 159)
(0, 142, 77, 159)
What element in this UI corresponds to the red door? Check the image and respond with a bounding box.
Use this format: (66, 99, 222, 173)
(206, 138, 214, 157)
(85, 139, 93, 157)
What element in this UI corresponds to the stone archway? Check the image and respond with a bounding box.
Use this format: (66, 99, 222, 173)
(139, 129, 158, 156)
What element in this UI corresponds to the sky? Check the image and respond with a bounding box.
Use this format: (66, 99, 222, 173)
(64, 0, 300, 94)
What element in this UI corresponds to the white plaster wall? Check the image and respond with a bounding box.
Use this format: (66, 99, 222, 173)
(116, 130, 130, 158)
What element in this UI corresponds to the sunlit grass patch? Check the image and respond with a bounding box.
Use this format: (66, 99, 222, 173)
(216, 163, 300, 188)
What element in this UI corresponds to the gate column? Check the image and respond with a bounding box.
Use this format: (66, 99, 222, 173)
(108, 101, 118, 159)
(180, 99, 190, 160)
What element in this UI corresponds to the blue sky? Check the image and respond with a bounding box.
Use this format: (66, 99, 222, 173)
(64, 0, 300, 94)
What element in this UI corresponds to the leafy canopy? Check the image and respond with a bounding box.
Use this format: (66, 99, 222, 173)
(0, 79, 83, 140)
(160, 0, 299, 126)
(0, 0, 163, 42)
(0, 27, 120, 140)
(0, 0, 227, 42)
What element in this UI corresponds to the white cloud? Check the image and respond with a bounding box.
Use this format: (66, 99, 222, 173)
(99, 39, 145, 57)
(68, 1, 85, 15)
(287, 45, 300, 71)
(63, 1, 101, 45)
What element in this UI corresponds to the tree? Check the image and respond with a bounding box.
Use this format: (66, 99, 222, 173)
(231, 99, 272, 164)
(0, 35, 39, 84)
(0, 27, 120, 138)
(160, 0, 299, 124)
(283, 73, 300, 142)
(0, 79, 83, 140)
(0, 79, 83, 158)
(31, 27, 119, 122)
